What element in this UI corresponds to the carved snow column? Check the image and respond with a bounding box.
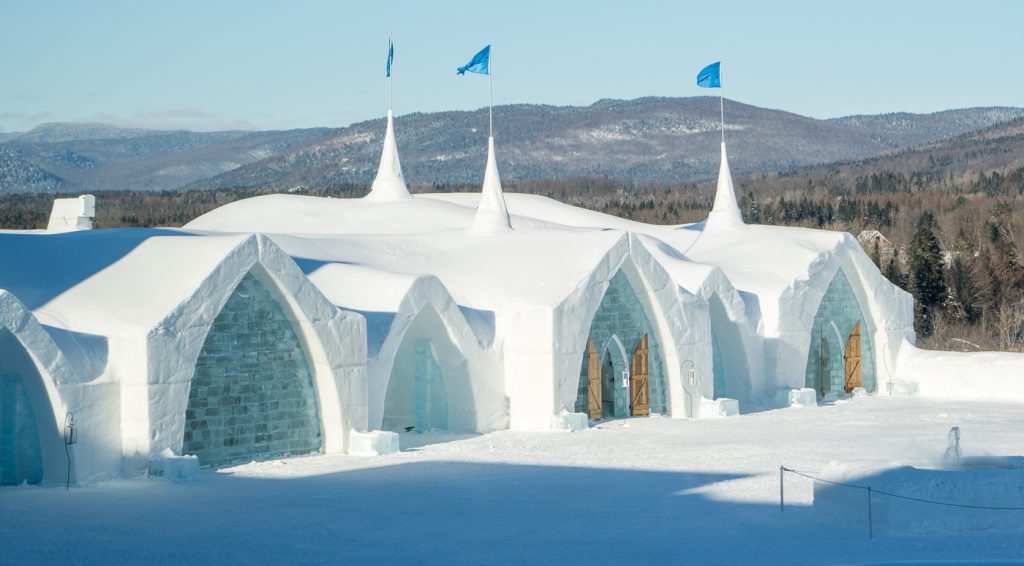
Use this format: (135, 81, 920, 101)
(365, 111, 412, 201)
(704, 142, 745, 231)
(470, 137, 512, 234)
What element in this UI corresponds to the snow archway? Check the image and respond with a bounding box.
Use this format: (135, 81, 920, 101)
(182, 269, 322, 467)
(709, 294, 751, 402)
(575, 270, 668, 417)
(804, 269, 876, 396)
(0, 329, 49, 485)
(381, 306, 470, 433)
(0, 291, 85, 485)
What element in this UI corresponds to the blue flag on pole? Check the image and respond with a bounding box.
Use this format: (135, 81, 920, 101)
(697, 61, 721, 88)
(457, 45, 490, 75)
(386, 39, 394, 78)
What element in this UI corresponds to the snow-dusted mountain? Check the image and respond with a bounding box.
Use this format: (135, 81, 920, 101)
(11, 122, 167, 143)
(2, 99, 1022, 193)
(0, 146, 69, 192)
(828, 107, 1024, 148)
(183, 99, 1024, 190)
(0, 126, 332, 193)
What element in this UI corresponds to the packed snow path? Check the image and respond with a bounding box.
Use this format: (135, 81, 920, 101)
(3, 397, 1024, 564)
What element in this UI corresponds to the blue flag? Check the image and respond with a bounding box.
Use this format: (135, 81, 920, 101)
(386, 40, 394, 78)
(697, 61, 721, 88)
(457, 45, 490, 75)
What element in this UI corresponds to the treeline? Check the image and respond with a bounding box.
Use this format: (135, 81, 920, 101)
(0, 185, 367, 230)
(896, 204, 1024, 352)
(2, 170, 1022, 351)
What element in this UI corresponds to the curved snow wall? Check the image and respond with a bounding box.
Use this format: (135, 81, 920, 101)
(804, 269, 876, 394)
(0, 329, 44, 485)
(183, 272, 322, 467)
(575, 270, 667, 416)
(709, 294, 751, 402)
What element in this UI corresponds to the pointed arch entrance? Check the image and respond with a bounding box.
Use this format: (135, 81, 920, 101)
(575, 270, 666, 420)
(381, 306, 469, 433)
(183, 271, 322, 467)
(804, 269, 875, 396)
(0, 329, 48, 485)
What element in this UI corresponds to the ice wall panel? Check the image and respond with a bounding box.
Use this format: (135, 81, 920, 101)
(183, 272, 321, 466)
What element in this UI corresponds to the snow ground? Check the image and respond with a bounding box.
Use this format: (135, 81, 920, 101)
(3, 397, 1024, 565)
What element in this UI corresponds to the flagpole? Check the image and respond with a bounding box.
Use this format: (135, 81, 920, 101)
(488, 48, 494, 139)
(719, 61, 725, 144)
(388, 30, 393, 114)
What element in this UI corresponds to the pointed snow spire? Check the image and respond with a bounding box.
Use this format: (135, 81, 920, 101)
(704, 141, 744, 230)
(365, 111, 411, 201)
(470, 136, 512, 233)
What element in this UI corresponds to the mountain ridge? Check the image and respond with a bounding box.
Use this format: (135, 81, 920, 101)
(2, 99, 1022, 193)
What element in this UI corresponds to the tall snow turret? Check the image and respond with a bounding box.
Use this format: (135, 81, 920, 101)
(471, 136, 512, 233)
(365, 111, 411, 201)
(705, 142, 744, 230)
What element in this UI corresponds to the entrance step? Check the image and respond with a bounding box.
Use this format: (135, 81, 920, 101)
(701, 397, 740, 418)
(147, 449, 199, 482)
(552, 412, 589, 431)
(788, 388, 818, 407)
(350, 431, 400, 455)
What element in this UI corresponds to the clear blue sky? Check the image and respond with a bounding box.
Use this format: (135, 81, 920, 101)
(2, 0, 1022, 132)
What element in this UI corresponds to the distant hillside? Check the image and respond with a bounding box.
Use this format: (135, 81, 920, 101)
(2, 100, 1022, 193)
(0, 146, 70, 192)
(188, 99, 1024, 191)
(0, 126, 332, 192)
(758, 115, 1024, 194)
(11, 122, 168, 143)
(828, 107, 1024, 148)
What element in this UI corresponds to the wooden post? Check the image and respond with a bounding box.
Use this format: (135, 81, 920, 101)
(867, 487, 874, 540)
(779, 466, 785, 513)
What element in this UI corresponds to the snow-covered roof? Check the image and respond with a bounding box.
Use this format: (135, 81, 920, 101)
(188, 196, 625, 311)
(184, 183, 879, 337)
(0, 229, 250, 335)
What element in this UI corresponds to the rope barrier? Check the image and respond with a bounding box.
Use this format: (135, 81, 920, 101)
(781, 466, 1024, 511)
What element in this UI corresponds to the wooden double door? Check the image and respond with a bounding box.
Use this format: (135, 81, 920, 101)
(586, 334, 650, 420)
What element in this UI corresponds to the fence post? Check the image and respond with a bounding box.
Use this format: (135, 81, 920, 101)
(779, 466, 785, 512)
(867, 486, 873, 540)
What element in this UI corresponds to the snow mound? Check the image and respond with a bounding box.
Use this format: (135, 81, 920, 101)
(813, 459, 1024, 536)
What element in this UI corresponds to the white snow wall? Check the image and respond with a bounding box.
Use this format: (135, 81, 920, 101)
(0, 290, 120, 485)
(636, 234, 767, 410)
(893, 339, 1024, 401)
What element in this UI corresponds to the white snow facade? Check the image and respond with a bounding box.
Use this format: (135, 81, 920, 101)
(0, 231, 366, 484)
(0, 116, 924, 486)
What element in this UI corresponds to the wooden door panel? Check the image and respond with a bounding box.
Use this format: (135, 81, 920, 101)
(844, 321, 862, 392)
(630, 334, 650, 416)
(587, 340, 602, 419)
